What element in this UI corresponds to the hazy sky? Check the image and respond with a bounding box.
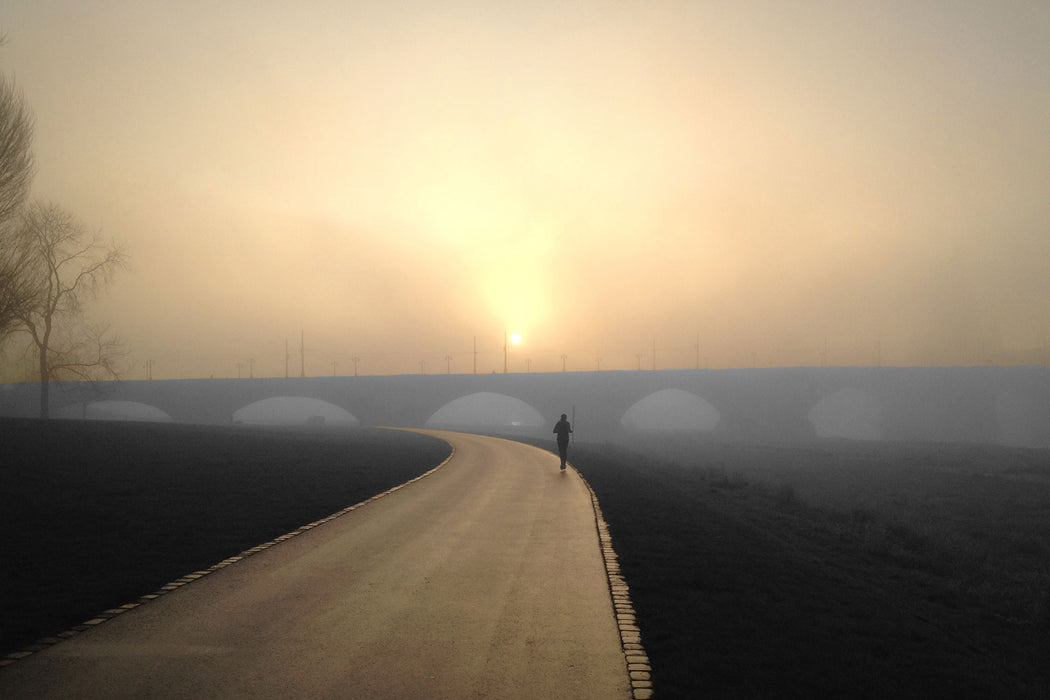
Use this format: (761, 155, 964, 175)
(2, 1, 1049, 378)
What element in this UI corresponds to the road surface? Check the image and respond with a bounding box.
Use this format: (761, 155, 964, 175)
(0, 430, 631, 699)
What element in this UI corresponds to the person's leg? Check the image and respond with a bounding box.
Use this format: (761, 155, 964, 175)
(558, 442, 567, 469)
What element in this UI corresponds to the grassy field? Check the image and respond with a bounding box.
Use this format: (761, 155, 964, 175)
(0, 418, 451, 658)
(4, 420, 1050, 697)
(564, 436, 1050, 699)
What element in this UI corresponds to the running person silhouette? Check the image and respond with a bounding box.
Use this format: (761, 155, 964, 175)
(552, 413, 573, 470)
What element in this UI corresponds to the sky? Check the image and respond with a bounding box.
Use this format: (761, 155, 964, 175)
(1, 1, 1049, 379)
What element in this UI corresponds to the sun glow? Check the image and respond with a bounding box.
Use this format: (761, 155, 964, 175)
(510, 332, 522, 345)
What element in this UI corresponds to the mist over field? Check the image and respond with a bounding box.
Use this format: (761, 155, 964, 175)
(5, 371, 1050, 695)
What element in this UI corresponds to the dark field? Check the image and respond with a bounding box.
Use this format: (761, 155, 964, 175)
(0, 418, 451, 658)
(4, 420, 1050, 698)
(568, 437, 1050, 699)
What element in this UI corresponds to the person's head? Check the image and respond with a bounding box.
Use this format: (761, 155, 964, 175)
(560, 413, 567, 420)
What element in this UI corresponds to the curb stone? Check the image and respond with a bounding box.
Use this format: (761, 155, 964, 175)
(571, 461, 655, 700)
(0, 443, 457, 670)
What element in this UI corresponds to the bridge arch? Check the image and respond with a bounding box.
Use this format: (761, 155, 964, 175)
(232, 396, 360, 426)
(55, 400, 173, 422)
(426, 391, 545, 430)
(620, 388, 720, 432)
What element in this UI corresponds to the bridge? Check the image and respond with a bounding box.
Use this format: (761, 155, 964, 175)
(2, 366, 1049, 447)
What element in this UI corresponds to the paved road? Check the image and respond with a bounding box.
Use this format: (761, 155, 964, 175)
(0, 430, 631, 699)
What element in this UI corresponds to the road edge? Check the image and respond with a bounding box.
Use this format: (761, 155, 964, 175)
(573, 461, 656, 700)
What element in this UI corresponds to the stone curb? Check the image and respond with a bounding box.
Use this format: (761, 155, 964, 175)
(0, 442, 457, 670)
(571, 462, 655, 700)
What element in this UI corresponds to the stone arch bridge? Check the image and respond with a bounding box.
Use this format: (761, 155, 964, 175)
(2, 366, 1049, 447)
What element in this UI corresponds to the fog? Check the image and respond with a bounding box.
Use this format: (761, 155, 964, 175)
(2, 2, 1049, 378)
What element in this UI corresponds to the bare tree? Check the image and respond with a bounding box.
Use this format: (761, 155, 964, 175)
(0, 73, 36, 335)
(0, 74, 33, 225)
(11, 201, 127, 418)
(0, 221, 39, 340)
(48, 321, 126, 381)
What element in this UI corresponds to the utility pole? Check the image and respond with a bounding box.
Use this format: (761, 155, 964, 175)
(236, 361, 243, 379)
(352, 355, 360, 376)
(696, 332, 700, 370)
(526, 358, 531, 372)
(473, 336, 477, 375)
(445, 355, 452, 374)
(420, 359, 426, 375)
(503, 331, 508, 374)
(300, 330, 305, 378)
(561, 354, 567, 372)
(285, 340, 289, 378)
(332, 360, 338, 376)
(249, 358, 254, 379)
(636, 353, 642, 370)
(146, 359, 153, 380)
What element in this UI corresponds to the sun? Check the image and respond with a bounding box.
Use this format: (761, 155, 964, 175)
(510, 332, 522, 345)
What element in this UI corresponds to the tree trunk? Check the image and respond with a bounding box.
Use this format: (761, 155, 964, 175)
(38, 344, 49, 419)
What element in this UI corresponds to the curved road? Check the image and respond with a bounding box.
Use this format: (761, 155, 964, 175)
(0, 430, 632, 699)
